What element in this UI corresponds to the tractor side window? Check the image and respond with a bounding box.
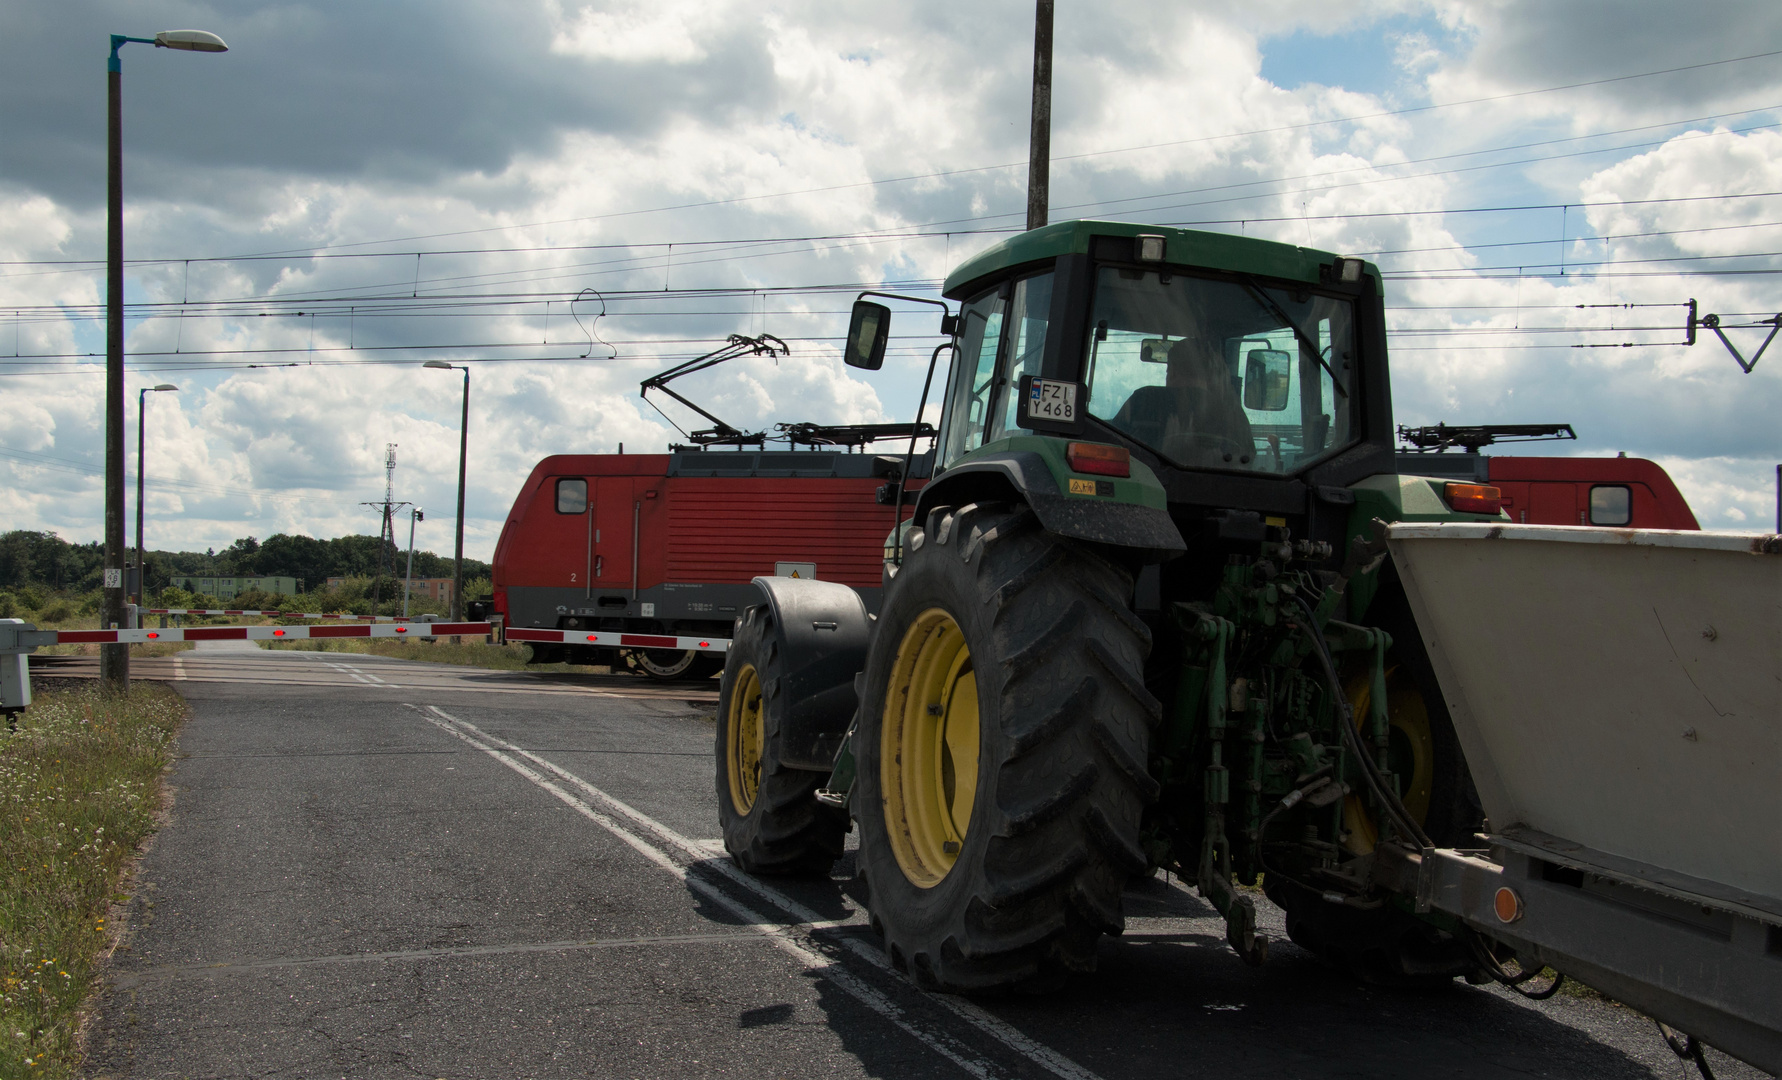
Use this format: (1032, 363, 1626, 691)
(556, 478, 588, 514)
(939, 288, 1006, 468)
(1084, 267, 1357, 473)
(993, 273, 1054, 441)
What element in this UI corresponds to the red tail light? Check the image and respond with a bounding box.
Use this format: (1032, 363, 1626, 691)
(1067, 442, 1130, 477)
(1444, 482, 1503, 515)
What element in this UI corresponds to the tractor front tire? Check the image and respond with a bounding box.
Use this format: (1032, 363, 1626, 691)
(715, 606, 846, 876)
(854, 502, 1160, 992)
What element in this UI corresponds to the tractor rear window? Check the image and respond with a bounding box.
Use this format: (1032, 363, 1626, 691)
(556, 478, 588, 514)
(1084, 267, 1357, 473)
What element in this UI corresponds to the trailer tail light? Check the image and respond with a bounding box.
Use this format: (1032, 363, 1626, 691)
(1444, 482, 1503, 515)
(1067, 442, 1130, 478)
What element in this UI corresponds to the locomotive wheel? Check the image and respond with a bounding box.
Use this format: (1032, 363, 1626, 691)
(854, 502, 1159, 992)
(627, 646, 726, 680)
(715, 606, 846, 876)
(628, 647, 697, 679)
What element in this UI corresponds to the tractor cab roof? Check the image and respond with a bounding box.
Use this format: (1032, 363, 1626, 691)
(941, 219, 1381, 300)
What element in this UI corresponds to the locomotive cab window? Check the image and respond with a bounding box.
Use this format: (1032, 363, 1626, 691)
(1588, 485, 1631, 526)
(556, 478, 588, 514)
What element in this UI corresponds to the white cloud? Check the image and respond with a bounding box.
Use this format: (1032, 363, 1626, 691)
(3, 0, 1779, 559)
(549, 0, 723, 64)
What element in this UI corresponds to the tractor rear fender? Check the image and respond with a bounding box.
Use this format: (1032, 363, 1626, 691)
(910, 449, 1186, 563)
(746, 575, 873, 770)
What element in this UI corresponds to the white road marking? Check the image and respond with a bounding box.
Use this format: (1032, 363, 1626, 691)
(55, 654, 717, 700)
(111, 930, 765, 987)
(419, 705, 1107, 1080)
(411, 705, 1011, 1080)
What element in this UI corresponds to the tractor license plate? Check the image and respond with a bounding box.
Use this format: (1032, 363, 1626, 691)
(1025, 378, 1077, 423)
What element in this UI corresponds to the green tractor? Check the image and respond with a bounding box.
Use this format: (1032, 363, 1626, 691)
(715, 220, 1503, 992)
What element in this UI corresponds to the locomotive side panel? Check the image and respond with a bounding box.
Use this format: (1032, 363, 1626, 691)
(665, 477, 896, 589)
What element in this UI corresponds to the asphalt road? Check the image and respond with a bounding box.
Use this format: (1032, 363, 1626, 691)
(59, 644, 1764, 1079)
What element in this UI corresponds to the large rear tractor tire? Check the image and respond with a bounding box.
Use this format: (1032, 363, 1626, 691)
(715, 606, 846, 876)
(854, 502, 1160, 992)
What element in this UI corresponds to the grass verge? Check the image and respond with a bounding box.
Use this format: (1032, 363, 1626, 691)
(260, 636, 612, 674)
(1, 682, 187, 1077)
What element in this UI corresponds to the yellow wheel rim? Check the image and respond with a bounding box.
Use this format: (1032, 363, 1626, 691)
(880, 608, 980, 888)
(1342, 665, 1436, 854)
(726, 663, 765, 815)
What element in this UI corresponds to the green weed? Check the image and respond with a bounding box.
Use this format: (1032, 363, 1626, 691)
(0, 683, 187, 1078)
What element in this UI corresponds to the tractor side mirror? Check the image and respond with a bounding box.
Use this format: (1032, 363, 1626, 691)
(844, 301, 891, 370)
(1243, 349, 1292, 411)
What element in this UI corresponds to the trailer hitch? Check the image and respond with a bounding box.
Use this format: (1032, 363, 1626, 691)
(1183, 611, 1269, 967)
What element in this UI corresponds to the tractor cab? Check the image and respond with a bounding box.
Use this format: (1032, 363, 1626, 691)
(846, 221, 1434, 612)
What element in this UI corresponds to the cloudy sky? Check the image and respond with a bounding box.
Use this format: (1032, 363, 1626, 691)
(3, 0, 1779, 560)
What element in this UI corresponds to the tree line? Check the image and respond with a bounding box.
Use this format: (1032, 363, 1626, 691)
(0, 530, 492, 595)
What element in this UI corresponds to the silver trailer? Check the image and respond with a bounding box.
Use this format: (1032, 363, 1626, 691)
(1384, 523, 1781, 1074)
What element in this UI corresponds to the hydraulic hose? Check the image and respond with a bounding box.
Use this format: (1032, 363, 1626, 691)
(1465, 930, 1566, 999)
(1290, 594, 1434, 852)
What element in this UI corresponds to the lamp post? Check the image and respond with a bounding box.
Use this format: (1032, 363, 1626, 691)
(134, 383, 178, 610)
(423, 361, 470, 620)
(102, 28, 228, 692)
(403, 507, 423, 618)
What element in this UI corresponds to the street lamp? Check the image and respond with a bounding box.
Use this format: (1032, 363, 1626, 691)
(134, 383, 178, 610)
(423, 361, 470, 620)
(102, 28, 228, 692)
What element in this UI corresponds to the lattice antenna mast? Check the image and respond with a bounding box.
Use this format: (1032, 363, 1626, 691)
(360, 443, 410, 616)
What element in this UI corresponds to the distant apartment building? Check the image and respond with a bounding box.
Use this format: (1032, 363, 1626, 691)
(324, 576, 454, 606)
(168, 575, 299, 600)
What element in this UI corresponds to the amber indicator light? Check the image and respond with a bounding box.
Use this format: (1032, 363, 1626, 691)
(1494, 886, 1523, 923)
(1444, 482, 1503, 515)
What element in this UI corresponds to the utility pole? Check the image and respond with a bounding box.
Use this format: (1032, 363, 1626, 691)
(1026, 0, 1054, 233)
(101, 45, 129, 691)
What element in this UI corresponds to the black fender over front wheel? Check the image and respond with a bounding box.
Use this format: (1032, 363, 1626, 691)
(854, 501, 1160, 992)
(715, 605, 846, 876)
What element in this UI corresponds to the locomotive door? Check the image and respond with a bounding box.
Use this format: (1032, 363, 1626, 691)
(590, 477, 638, 594)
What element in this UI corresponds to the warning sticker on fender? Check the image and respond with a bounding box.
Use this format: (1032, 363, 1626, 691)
(1068, 478, 1114, 497)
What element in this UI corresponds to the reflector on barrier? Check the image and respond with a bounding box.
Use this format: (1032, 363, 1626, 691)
(505, 627, 729, 653)
(41, 622, 493, 645)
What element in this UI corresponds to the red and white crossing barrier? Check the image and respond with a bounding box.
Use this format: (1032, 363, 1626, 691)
(140, 608, 414, 621)
(53, 622, 493, 645)
(505, 627, 728, 654)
